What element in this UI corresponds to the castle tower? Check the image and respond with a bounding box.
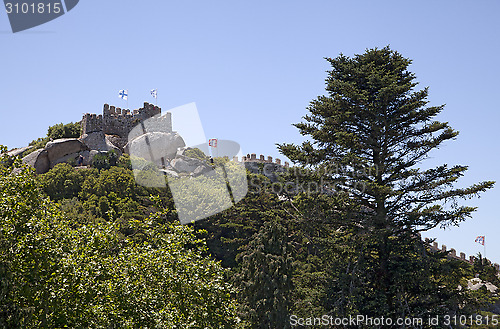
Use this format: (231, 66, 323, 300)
(81, 102, 173, 139)
(81, 113, 103, 135)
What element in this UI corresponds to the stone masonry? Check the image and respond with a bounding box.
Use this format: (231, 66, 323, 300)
(81, 102, 172, 139)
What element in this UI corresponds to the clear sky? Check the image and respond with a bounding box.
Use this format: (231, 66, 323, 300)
(1, 1, 499, 263)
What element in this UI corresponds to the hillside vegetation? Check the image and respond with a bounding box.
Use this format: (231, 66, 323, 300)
(2, 47, 499, 328)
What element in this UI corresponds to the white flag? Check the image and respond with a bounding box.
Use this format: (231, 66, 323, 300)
(150, 89, 157, 99)
(118, 89, 128, 100)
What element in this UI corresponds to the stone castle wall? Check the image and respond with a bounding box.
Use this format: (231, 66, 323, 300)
(234, 154, 290, 168)
(81, 102, 171, 138)
(426, 238, 499, 272)
(81, 113, 103, 134)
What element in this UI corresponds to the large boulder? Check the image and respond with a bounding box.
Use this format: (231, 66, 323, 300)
(52, 152, 79, 166)
(468, 278, 498, 292)
(22, 149, 50, 174)
(106, 135, 128, 150)
(7, 146, 33, 158)
(45, 138, 88, 166)
(79, 132, 121, 154)
(125, 132, 185, 163)
(81, 150, 100, 166)
(159, 168, 179, 178)
(170, 155, 211, 175)
(45, 149, 99, 168)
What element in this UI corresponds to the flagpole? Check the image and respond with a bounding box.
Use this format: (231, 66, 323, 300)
(484, 236, 486, 264)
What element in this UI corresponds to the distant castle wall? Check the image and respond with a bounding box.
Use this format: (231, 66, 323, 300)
(81, 102, 172, 138)
(425, 238, 499, 272)
(233, 154, 290, 168)
(228, 157, 500, 272)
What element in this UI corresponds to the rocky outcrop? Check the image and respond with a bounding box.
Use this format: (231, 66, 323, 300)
(125, 132, 185, 163)
(50, 150, 98, 167)
(17, 103, 185, 174)
(79, 132, 121, 155)
(7, 146, 33, 158)
(22, 149, 50, 174)
(170, 155, 211, 175)
(106, 135, 128, 150)
(244, 161, 284, 182)
(45, 138, 88, 166)
(468, 278, 498, 292)
(20, 138, 91, 173)
(159, 168, 179, 178)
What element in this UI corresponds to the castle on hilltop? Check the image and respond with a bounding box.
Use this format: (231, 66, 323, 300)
(81, 102, 172, 139)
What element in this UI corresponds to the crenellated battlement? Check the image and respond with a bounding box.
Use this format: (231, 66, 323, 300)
(82, 102, 171, 138)
(425, 238, 499, 272)
(233, 153, 290, 168)
(81, 113, 103, 134)
(128, 113, 172, 141)
(132, 102, 161, 120)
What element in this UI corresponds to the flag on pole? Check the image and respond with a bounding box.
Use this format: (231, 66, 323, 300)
(150, 89, 158, 99)
(475, 236, 485, 245)
(118, 89, 128, 100)
(208, 139, 218, 147)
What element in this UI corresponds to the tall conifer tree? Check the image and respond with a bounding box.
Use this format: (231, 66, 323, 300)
(278, 46, 494, 320)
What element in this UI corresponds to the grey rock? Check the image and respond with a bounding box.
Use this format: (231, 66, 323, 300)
(193, 165, 212, 176)
(22, 149, 50, 174)
(52, 152, 79, 166)
(79, 132, 121, 154)
(170, 158, 196, 173)
(467, 278, 498, 292)
(171, 157, 200, 173)
(106, 135, 128, 150)
(7, 146, 33, 157)
(76, 150, 99, 166)
(45, 138, 87, 166)
(125, 132, 185, 163)
(88, 150, 100, 165)
(159, 169, 179, 178)
(175, 146, 196, 158)
(171, 156, 211, 175)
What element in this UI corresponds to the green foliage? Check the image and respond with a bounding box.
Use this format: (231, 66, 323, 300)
(193, 171, 289, 268)
(472, 254, 500, 288)
(36, 159, 173, 224)
(117, 153, 133, 170)
(278, 47, 495, 321)
(234, 219, 293, 328)
(184, 147, 209, 161)
(4, 46, 499, 327)
(47, 122, 81, 140)
(28, 121, 81, 152)
(168, 166, 233, 223)
(38, 163, 86, 201)
(0, 154, 239, 328)
(80, 165, 136, 199)
(91, 150, 119, 170)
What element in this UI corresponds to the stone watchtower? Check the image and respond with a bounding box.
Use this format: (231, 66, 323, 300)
(81, 102, 172, 139)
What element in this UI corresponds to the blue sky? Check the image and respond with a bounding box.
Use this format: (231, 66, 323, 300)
(1, 1, 499, 262)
